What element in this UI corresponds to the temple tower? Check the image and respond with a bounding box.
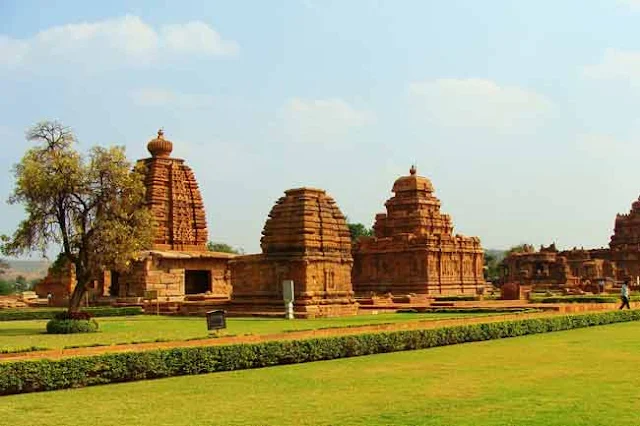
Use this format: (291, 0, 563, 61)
(230, 188, 357, 318)
(138, 130, 208, 251)
(352, 166, 485, 296)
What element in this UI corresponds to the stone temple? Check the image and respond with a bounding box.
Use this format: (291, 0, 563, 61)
(102, 130, 235, 308)
(501, 195, 640, 293)
(352, 166, 486, 296)
(229, 188, 358, 318)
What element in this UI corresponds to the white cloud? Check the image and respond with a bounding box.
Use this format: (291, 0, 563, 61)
(0, 15, 238, 70)
(130, 88, 215, 109)
(163, 22, 238, 56)
(280, 98, 374, 143)
(408, 78, 553, 132)
(583, 49, 640, 85)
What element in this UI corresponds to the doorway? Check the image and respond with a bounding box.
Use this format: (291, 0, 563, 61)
(185, 270, 211, 294)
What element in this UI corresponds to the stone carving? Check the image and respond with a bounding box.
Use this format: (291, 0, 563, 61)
(230, 188, 358, 318)
(138, 130, 208, 251)
(352, 166, 485, 295)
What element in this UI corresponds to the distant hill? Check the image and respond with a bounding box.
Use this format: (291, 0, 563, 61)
(1, 260, 50, 282)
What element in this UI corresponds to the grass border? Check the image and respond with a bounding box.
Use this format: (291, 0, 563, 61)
(0, 307, 143, 322)
(1, 309, 639, 396)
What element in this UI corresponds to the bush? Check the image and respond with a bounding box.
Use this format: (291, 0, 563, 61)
(0, 306, 143, 321)
(45, 318, 99, 334)
(1, 309, 640, 396)
(532, 296, 618, 304)
(0, 279, 14, 295)
(433, 295, 477, 302)
(54, 311, 93, 320)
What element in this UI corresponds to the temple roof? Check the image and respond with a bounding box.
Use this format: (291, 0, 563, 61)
(260, 187, 352, 256)
(391, 165, 434, 193)
(147, 129, 174, 158)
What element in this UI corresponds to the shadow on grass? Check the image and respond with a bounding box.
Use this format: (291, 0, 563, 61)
(0, 328, 47, 336)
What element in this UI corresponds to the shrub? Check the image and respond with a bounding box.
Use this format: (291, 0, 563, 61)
(53, 311, 93, 320)
(45, 318, 99, 334)
(0, 306, 142, 321)
(433, 295, 477, 302)
(1, 309, 639, 396)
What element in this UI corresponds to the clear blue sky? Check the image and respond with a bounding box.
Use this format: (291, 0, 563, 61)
(2, 0, 640, 256)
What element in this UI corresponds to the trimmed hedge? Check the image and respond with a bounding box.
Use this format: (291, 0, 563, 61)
(46, 318, 99, 334)
(0, 307, 143, 322)
(1, 309, 639, 396)
(530, 295, 640, 304)
(433, 295, 478, 302)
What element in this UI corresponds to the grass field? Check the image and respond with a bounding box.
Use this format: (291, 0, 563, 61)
(0, 312, 495, 351)
(1, 320, 639, 425)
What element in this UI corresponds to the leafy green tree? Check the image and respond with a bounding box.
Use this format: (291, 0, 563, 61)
(1, 121, 153, 312)
(347, 222, 373, 243)
(206, 241, 242, 254)
(14, 275, 27, 293)
(0, 279, 12, 295)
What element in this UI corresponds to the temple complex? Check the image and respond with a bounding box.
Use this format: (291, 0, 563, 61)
(609, 196, 640, 279)
(352, 166, 485, 296)
(103, 130, 234, 307)
(500, 244, 616, 293)
(229, 188, 358, 318)
(501, 196, 640, 292)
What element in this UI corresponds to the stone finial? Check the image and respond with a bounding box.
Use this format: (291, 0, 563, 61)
(147, 128, 173, 157)
(409, 165, 417, 175)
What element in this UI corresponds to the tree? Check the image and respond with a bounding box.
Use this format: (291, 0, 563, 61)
(1, 121, 153, 312)
(206, 241, 242, 254)
(347, 222, 373, 243)
(0, 258, 8, 276)
(14, 275, 27, 293)
(484, 251, 503, 283)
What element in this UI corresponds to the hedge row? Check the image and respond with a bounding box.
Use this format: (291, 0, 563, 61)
(1, 309, 639, 396)
(433, 295, 478, 302)
(0, 307, 143, 321)
(530, 295, 640, 304)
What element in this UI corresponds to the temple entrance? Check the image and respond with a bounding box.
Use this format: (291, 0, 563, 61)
(109, 271, 120, 297)
(185, 270, 211, 294)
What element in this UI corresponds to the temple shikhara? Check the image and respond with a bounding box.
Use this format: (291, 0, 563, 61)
(352, 166, 485, 296)
(229, 188, 357, 317)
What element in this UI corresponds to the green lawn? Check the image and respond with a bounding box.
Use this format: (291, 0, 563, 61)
(1, 321, 639, 425)
(0, 312, 495, 351)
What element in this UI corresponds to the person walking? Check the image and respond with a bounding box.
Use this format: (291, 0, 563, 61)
(619, 280, 631, 310)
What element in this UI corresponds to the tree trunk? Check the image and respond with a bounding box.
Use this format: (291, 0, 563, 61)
(68, 279, 88, 313)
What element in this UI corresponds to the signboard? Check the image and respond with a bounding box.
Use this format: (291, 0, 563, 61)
(282, 280, 294, 302)
(144, 290, 159, 300)
(206, 310, 226, 331)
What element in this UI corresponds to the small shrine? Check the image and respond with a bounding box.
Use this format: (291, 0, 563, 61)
(352, 166, 485, 295)
(230, 188, 358, 318)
